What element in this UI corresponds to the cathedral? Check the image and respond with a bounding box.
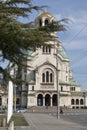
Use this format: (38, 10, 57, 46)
(14, 11, 87, 109)
(0, 11, 87, 110)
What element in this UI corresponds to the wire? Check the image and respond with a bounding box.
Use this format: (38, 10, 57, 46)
(62, 23, 87, 69)
(66, 23, 87, 46)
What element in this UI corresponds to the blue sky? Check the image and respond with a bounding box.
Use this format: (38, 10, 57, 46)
(31, 0, 87, 90)
(1, 0, 87, 90)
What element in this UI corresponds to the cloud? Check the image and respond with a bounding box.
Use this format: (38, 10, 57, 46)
(59, 11, 87, 51)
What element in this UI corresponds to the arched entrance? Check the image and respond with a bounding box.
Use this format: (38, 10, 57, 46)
(45, 94, 50, 106)
(52, 94, 57, 106)
(37, 94, 43, 106)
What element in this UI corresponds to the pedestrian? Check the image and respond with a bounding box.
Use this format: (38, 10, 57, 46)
(60, 107, 63, 114)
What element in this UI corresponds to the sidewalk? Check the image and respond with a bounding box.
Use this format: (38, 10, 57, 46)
(0, 112, 87, 130)
(22, 113, 87, 130)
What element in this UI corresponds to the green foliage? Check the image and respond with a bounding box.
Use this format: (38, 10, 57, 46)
(0, 0, 68, 83)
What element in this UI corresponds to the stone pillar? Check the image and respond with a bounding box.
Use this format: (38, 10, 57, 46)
(74, 100, 76, 109)
(51, 97, 52, 107)
(43, 97, 45, 106)
(42, 19, 45, 26)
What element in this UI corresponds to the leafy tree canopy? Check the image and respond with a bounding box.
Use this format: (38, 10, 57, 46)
(0, 0, 68, 83)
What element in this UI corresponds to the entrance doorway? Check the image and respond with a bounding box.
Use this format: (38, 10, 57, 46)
(37, 94, 43, 106)
(45, 94, 50, 106)
(52, 94, 57, 106)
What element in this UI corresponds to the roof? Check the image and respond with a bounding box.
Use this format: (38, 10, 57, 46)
(59, 80, 79, 86)
(38, 11, 54, 18)
(71, 92, 84, 96)
(26, 50, 34, 56)
(58, 49, 69, 59)
(71, 91, 87, 96)
(69, 79, 79, 86)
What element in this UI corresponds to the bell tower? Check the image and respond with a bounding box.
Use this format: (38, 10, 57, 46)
(35, 11, 56, 27)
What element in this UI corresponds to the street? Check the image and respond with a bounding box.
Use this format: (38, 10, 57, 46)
(60, 110, 87, 127)
(22, 109, 87, 130)
(1, 109, 87, 130)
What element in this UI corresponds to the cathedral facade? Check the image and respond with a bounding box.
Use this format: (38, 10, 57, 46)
(15, 12, 87, 109)
(0, 12, 87, 110)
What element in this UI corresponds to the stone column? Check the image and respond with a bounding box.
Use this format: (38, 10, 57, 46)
(51, 97, 52, 107)
(43, 97, 45, 106)
(42, 19, 45, 26)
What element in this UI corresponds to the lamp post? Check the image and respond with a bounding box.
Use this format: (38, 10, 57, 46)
(13, 68, 17, 112)
(83, 92, 85, 109)
(55, 45, 60, 119)
(26, 83, 28, 108)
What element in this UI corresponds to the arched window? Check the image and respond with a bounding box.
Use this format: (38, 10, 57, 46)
(42, 46, 45, 53)
(76, 99, 79, 105)
(45, 19, 49, 25)
(39, 19, 42, 27)
(37, 94, 43, 106)
(50, 73, 53, 82)
(42, 73, 45, 82)
(42, 46, 51, 54)
(61, 86, 63, 92)
(0, 96, 2, 106)
(42, 69, 54, 83)
(70, 87, 75, 91)
(71, 99, 74, 105)
(49, 47, 51, 53)
(32, 86, 34, 91)
(46, 71, 49, 82)
(80, 99, 83, 105)
(74, 87, 75, 91)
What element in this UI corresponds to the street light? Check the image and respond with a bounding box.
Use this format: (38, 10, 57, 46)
(83, 92, 85, 109)
(13, 68, 17, 112)
(55, 45, 60, 119)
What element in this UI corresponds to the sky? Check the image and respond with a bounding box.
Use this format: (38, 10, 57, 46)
(30, 0, 87, 91)
(1, 0, 87, 90)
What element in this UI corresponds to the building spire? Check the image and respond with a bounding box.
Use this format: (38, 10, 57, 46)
(42, 6, 47, 12)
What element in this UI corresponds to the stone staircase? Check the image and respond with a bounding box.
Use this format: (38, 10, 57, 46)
(27, 106, 87, 113)
(27, 106, 57, 113)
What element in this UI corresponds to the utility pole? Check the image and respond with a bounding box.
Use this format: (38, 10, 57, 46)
(56, 45, 60, 119)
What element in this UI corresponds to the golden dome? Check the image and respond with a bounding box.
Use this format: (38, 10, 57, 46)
(38, 11, 54, 18)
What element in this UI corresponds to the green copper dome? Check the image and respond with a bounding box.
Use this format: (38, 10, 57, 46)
(58, 49, 69, 59)
(26, 50, 34, 56)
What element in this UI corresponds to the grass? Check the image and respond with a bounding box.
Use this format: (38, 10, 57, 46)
(0, 113, 28, 126)
(12, 114, 28, 126)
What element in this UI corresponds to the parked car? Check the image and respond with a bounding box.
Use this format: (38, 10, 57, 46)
(0, 108, 6, 113)
(16, 108, 27, 113)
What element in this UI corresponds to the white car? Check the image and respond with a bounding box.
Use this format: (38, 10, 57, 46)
(16, 108, 27, 113)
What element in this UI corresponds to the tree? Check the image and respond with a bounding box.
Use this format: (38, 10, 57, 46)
(0, 0, 67, 83)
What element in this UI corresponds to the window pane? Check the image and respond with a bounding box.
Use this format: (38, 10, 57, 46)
(42, 73, 45, 82)
(50, 73, 53, 82)
(46, 71, 49, 82)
